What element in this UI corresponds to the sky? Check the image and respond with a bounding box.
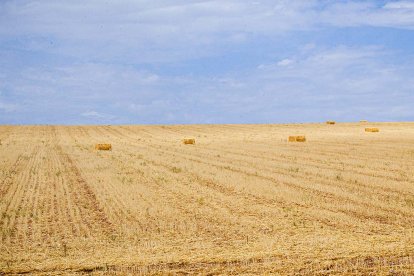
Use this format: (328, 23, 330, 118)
(0, 0, 414, 125)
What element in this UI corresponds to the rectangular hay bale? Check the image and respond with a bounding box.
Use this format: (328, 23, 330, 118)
(326, 121, 336, 125)
(182, 138, 195, 145)
(365, 128, 379, 133)
(95, 144, 112, 150)
(288, 136, 306, 142)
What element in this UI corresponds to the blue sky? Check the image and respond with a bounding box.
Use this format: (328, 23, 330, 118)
(0, 0, 413, 125)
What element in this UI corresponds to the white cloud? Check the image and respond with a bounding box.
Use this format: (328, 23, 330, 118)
(319, 1, 414, 29)
(1, 44, 414, 124)
(277, 59, 294, 66)
(14, 63, 160, 98)
(81, 110, 115, 120)
(0, 1, 413, 63)
(216, 45, 414, 122)
(0, 61, 166, 123)
(384, 1, 414, 10)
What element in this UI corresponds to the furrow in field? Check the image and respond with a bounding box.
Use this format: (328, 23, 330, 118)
(102, 127, 413, 222)
(0, 146, 40, 245)
(144, 138, 414, 200)
(56, 127, 139, 227)
(114, 125, 414, 188)
(170, 142, 414, 210)
(66, 127, 288, 240)
(199, 138, 414, 180)
(54, 143, 115, 238)
(98, 126, 414, 231)
(148, 145, 410, 228)
(0, 154, 27, 199)
(87, 129, 384, 235)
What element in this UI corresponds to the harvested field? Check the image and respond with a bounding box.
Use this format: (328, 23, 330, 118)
(0, 122, 414, 274)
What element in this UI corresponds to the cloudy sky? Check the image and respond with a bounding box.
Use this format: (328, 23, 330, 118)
(1, 0, 413, 124)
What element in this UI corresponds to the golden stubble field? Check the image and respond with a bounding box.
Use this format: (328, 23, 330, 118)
(0, 123, 413, 274)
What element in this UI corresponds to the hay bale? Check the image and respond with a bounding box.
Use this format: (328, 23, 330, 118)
(288, 136, 306, 142)
(182, 138, 195, 145)
(95, 144, 112, 150)
(360, 120, 368, 123)
(295, 136, 306, 142)
(365, 128, 379, 133)
(326, 121, 336, 125)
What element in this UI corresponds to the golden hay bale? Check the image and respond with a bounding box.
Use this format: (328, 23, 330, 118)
(288, 136, 306, 142)
(326, 121, 336, 125)
(95, 144, 112, 150)
(365, 128, 379, 133)
(182, 138, 195, 145)
(295, 136, 306, 142)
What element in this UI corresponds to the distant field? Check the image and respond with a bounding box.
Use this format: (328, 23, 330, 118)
(0, 123, 413, 274)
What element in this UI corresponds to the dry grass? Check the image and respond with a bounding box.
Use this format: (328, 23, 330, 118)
(0, 123, 413, 274)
